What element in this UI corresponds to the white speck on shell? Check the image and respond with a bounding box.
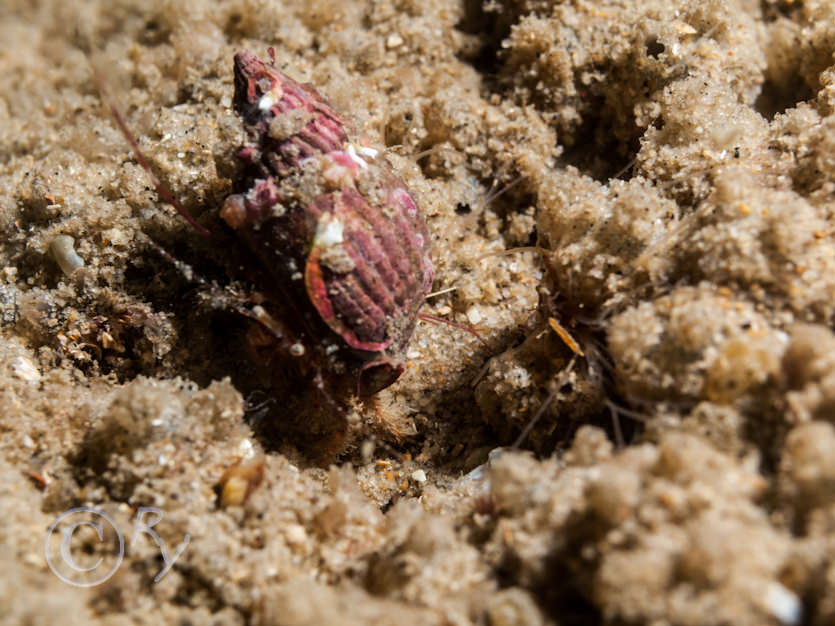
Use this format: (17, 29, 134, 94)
(345, 143, 370, 169)
(314, 214, 345, 248)
(258, 91, 277, 112)
(358, 145, 379, 159)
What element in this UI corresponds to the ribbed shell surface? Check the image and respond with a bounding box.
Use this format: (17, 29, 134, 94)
(224, 51, 433, 365)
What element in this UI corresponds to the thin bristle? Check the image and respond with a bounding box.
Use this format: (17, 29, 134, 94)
(418, 312, 490, 349)
(93, 72, 212, 238)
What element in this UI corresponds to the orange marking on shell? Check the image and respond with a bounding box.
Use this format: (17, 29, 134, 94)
(304, 246, 389, 352)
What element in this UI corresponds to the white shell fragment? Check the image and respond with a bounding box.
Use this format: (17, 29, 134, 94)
(50, 235, 84, 275)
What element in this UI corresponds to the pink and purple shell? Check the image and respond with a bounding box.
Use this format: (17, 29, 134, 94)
(221, 51, 434, 394)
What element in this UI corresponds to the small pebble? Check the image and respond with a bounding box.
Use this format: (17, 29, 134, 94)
(765, 582, 801, 625)
(466, 306, 482, 325)
(10, 356, 41, 382)
(386, 34, 404, 49)
(284, 524, 307, 545)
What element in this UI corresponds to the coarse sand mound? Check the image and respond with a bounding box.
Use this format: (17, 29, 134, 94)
(2, 0, 835, 624)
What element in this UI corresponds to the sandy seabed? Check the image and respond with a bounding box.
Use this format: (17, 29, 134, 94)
(3, 0, 835, 624)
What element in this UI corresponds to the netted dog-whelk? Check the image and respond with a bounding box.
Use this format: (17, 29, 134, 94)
(220, 51, 434, 397)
